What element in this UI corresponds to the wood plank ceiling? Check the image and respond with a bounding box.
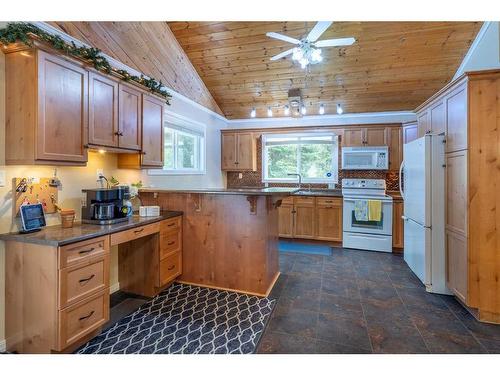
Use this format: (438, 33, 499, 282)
(168, 21, 482, 119)
(48, 22, 224, 115)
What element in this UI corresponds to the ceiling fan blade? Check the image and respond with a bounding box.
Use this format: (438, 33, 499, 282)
(266, 32, 300, 45)
(270, 48, 295, 61)
(306, 21, 333, 42)
(314, 37, 356, 47)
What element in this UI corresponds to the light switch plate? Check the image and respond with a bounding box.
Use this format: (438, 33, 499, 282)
(0, 170, 5, 187)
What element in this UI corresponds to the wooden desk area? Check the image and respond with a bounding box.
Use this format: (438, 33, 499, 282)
(0, 212, 183, 354)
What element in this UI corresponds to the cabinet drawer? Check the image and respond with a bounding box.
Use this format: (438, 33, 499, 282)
(59, 256, 109, 309)
(58, 290, 109, 350)
(294, 196, 315, 205)
(159, 251, 182, 286)
(59, 236, 109, 268)
(281, 196, 294, 205)
(160, 216, 181, 234)
(160, 231, 181, 260)
(110, 222, 159, 246)
(316, 197, 342, 207)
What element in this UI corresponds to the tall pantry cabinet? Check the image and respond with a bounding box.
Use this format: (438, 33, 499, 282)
(415, 70, 500, 323)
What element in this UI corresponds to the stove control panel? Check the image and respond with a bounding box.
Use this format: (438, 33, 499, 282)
(341, 179, 386, 189)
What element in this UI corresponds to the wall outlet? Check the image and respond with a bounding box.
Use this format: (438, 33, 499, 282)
(238, 173, 243, 179)
(0, 170, 5, 187)
(96, 169, 104, 182)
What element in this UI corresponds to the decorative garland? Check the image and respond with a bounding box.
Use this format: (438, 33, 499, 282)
(0, 22, 171, 104)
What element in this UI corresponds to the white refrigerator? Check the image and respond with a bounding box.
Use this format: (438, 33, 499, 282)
(400, 134, 450, 295)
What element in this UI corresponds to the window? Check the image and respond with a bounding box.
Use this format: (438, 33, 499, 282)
(149, 115, 206, 175)
(262, 132, 339, 183)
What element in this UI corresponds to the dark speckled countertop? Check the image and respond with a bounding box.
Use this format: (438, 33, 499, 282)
(139, 187, 299, 195)
(0, 211, 183, 247)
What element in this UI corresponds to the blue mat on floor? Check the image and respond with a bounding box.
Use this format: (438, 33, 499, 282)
(279, 240, 332, 256)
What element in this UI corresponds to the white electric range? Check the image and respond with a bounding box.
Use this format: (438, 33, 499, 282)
(341, 178, 393, 252)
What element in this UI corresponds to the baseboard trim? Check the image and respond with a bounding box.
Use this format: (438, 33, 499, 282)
(177, 280, 268, 298)
(110, 282, 120, 294)
(0, 339, 6, 353)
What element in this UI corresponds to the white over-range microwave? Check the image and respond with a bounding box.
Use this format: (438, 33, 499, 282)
(341, 146, 389, 170)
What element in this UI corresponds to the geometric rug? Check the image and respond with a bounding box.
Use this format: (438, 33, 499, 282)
(76, 283, 275, 354)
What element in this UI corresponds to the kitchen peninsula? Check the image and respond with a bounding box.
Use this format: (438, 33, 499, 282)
(139, 187, 298, 296)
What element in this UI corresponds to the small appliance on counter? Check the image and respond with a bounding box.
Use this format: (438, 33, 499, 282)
(82, 186, 132, 225)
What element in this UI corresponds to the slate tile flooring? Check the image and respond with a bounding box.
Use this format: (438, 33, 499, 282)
(257, 247, 500, 354)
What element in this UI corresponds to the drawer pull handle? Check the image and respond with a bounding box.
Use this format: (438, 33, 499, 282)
(79, 247, 95, 255)
(79, 274, 95, 284)
(168, 265, 175, 271)
(134, 228, 144, 234)
(167, 241, 175, 246)
(324, 200, 333, 203)
(167, 223, 176, 227)
(79, 310, 95, 321)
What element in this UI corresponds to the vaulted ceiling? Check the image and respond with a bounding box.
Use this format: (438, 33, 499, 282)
(168, 21, 482, 119)
(49, 22, 482, 120)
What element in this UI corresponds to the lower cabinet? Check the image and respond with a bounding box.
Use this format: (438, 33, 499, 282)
(278, 196, 343, 242)
(446, 230, 468, 303)
(392, 200, 404, 250)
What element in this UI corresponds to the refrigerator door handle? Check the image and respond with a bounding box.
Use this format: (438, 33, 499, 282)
(399, 160, 405, 200)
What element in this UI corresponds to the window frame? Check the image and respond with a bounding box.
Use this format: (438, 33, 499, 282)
(148, 112, 206, 176)
(261, 132, 339, 184)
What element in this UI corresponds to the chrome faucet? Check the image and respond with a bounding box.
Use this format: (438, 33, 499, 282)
(287, 173, 302, 189)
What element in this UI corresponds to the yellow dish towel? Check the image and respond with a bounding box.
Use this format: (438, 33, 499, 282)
(368, 200, 382, 221)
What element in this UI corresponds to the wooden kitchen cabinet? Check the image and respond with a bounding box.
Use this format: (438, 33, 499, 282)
(343, 128, 364, 146)
(387, 127, 403, 171)
(278, 200, 294, 238)
(403, 121, 418, 144)
(417, 110, 430, 137)
(221, 131, 257, 171)
(316, 197, 343, 241)
(430, 100, 446, 135)
(293, 197, 316, 239)
(118, 83, 142, 150)
(445, 82, 468, 153)
(88, 71, 119, 148)
(5, 47, 88, 165)
(343, 127, 387, 147)
(446, 230, 468, 303)
(392, 200, 404, 250)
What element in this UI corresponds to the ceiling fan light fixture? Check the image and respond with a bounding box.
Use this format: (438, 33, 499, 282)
(311, 48, 322, 63)
(267, 107, 273, 117)
(319, 104, 325, 115)
(337, 104, 343, 115)
(250, 107, 256, 118)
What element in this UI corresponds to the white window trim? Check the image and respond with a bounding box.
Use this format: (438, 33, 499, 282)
(261, 132, 339, 184)
(148, 111, 207, 176)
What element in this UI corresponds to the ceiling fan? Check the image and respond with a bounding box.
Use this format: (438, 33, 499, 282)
(266, 21, 355, 69)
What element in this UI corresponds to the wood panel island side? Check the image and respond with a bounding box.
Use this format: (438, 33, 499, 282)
(139, 188, 297, 296)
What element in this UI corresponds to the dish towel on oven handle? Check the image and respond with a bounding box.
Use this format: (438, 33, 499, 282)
(354, 200, 369, 221)
(368, 200, 382, 221)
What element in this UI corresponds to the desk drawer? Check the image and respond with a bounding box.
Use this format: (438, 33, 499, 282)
(110, 222, 160, 246)
(160, 231, 181, 260)
(59, 236, 109, 268)
(160, 216, 181, 234)
(58, 289, 109, 350)
(59, 256, 109, 309)
(159, 251, 181, 286)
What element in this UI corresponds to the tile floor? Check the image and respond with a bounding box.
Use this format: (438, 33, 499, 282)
(257, 247, 500, 354)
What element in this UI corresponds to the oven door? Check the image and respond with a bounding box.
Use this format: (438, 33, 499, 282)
(343, 197, 393, 235)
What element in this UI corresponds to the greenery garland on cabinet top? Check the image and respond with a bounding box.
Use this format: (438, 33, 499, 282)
(0, 22, 172, 104)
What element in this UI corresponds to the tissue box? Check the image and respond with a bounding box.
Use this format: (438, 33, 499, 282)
(139, 206, 160, 217)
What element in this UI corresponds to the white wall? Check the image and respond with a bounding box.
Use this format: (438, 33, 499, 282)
(454, 21, 500, 78)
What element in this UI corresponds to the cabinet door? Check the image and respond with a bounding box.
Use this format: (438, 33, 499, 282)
(343, 129, 364, 147)
(278, 203, 294, 238)
(316, 199, 342, 241)
(403, 123, 418, 144)
(430, 100, 446, 135)
(446, 151, 467, 236)
(417, 111, 430, 138)
(387, 127, 402, 171)
(88, 72, 118, 147)
(446, 83, 467, 152)
(365, 127, 387, 146)
(118, 84, 142, 150)
(237, 133, 256, 170)
(141, 94, 164, 167)
(446, 230, 468, 303)
(221, 133, 237, 170)
(293, 197, 315, 239)
(36, 50, 88, 163)
(392, 201, 404, 249)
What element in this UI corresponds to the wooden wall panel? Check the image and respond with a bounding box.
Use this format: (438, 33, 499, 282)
(48, 22, 223, 116)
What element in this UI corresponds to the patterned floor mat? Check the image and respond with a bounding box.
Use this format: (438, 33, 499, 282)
(76, 283, 275, 354)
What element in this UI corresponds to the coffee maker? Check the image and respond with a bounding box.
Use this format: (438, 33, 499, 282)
(81, 186, 131, 224)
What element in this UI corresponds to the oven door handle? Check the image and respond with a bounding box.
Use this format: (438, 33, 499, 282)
(343, 198, 390, 203)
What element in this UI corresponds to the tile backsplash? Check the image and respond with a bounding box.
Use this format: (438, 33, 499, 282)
(227, 137, 400, 191)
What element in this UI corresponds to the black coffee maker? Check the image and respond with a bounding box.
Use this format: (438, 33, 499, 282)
(81, 186, 131, 225)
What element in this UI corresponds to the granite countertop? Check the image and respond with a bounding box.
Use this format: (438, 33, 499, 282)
(139, 187, 300, 196)
(291, 189, 343, 197)
(0, 211, 183, 247)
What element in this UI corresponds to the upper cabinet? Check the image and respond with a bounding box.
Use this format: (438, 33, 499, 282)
(387, 126, 403, 171)
(417, 110, 430, 137)
(402, 121, 418, 144)
(118, 84, 142, 151)
(5, 48, 88, 165)
(343, 128, 364, 146)
(445, 82, 467, 153)
(343, 127, 387, 147)
(140, 95, 165, 167)
(221, 131, 257, 171)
